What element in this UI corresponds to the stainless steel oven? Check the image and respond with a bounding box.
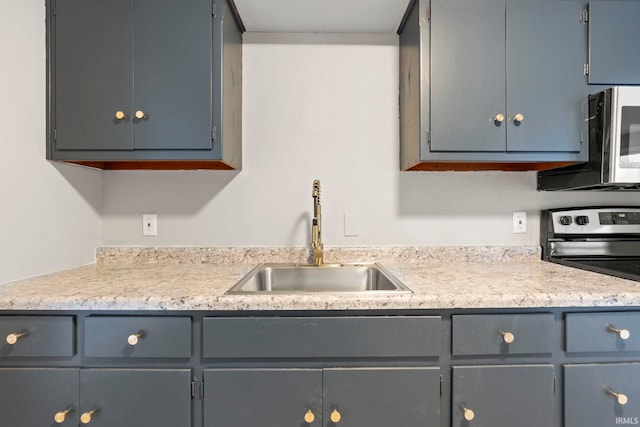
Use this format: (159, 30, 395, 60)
(538, 86, 640, 190)
(541, 207, 640, 281)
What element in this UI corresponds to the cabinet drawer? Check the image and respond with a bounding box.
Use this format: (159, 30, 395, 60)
(84, 316, 191, 358)
(0, 316, 74, 357)
(203, 316, 441, 358)
(452, 313, 554, 356)
(566, 312, 640, 353)
(565, 363, 640, 427)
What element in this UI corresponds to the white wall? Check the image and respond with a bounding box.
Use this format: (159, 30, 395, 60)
(0, 1, 102, 284)
(101, 33, 634, 248)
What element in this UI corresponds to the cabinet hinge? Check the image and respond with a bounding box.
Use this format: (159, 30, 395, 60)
(212, 1, 216, 17)
(439, 374, 444, 396)
(53, 128, 57, 141)
(427, 129, 431, 143)
(191, 377, 204, 399)
(211, 126, 217, 143)
(583, 63, 589, 76)
(191, 377, 196, 398)
(428, 6, 431, 21)
(553, 374, 557, 394)
(581, 9, 588, 24)
(52, 0, 57, 16)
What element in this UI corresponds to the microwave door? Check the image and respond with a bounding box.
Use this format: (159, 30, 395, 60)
(613, 104, 640, 183)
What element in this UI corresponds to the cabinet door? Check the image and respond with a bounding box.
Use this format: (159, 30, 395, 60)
(133, 0, 213, 150)
(54, 0, 134, 150)
(323, 368, 441, 427)
(506, 0, 587, 153)
(0, 368, 79, 426)
(80, 369, 191, 427)
(452, 365, 554, 427)
(589, 1, 640, 84)
(431, 0, 506, 152)
(204, 369, 323, 427)
(565, 363, 640, 427)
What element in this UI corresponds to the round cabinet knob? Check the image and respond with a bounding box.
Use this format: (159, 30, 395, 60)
(80, 410, 96, 424)
(6, 332, 26, 345)
(463, 407, 475, 421)
(304, 410, 315, 424)
(127, 333, 142, 346)
(513, 113, 524, 122)
(330, 409, 342, 423)
(114, 111, 127, 120)
(54, 409, 72, 424)
(608, 325, 631, 340)
(500, 330, 515, 344)
(494, 114, 505, 123)
(135, 110, 146, 119)
(608, 389, 629, 405)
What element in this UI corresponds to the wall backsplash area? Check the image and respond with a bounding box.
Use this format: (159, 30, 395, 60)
(1, 4, 634, 285)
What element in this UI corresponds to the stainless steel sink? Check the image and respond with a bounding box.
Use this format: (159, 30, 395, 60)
(226, 263, 411, 294)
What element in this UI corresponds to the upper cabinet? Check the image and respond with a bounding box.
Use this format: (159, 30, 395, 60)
(588, 0, 640, 85)
(47, 0, 242, 170)
(400, 0, 591, 171)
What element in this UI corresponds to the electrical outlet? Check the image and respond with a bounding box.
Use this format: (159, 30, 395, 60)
(142, 214, 157, 236)
(513, 211, 527, 234)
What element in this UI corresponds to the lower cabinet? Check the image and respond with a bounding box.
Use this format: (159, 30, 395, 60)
(565, 363, 640, 427)
(451, 365, 555, 427)
(204, 367, 441, 427)
(0, 368, 191, 427)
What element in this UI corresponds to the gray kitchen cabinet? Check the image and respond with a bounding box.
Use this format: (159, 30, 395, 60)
(400, 0, 589, 170)
(566, 312, 640, 353)
(47, 0, 242, 170)
(0, 315, 74, 357)
(204, 367, 441, 427)
(452, 365, 555, 427)
(565, 363, 640, 427)
(0, 368, 191, 427)
(0, 368, 79, 426)
(80, 368, 192, 427)
(588, 1, 640, 84)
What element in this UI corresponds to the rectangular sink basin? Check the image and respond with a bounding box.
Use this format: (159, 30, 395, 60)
(226, 263, 411, 294)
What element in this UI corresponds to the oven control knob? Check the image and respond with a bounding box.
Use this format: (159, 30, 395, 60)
(576, 215, 590, 226)
(559, 216, 572, 226)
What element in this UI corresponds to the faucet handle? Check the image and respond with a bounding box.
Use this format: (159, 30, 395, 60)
(312, 179, 321, 197)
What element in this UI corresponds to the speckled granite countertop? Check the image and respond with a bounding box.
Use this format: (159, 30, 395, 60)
(1, 246, 639, 311)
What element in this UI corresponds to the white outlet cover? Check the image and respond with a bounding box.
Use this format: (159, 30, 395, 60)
(142, 214, 157, 236)
(513, 211, 527, 234)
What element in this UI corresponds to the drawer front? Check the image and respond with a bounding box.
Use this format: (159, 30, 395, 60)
(565, 363, 640, 427)
(452, 364, 555, 427)
(566, 312, 640, 353)
(0, 316, 74, 357)
(452, 313, 554, 356)
(84, 316, 191, 358)
(203, 316, 441, 358)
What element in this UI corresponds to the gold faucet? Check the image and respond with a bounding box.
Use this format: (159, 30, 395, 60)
(311, 179, 324, 266)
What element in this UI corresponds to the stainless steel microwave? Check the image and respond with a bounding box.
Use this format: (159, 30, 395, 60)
(538, 86, 640, 190)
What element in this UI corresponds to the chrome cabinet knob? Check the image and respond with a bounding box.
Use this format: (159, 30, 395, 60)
(6, 332, 27, 345)
(135, 110, 146, 119)
(607, 325, 630, 340)
(500, 330, 515, 344)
